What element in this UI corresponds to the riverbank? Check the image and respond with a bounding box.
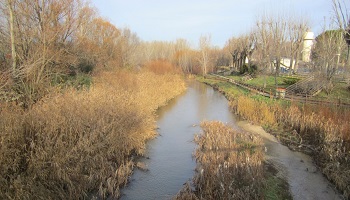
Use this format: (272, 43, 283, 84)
(197, 75, 348, 199)
(238, 121, 341, 200)
(0, 70, 186, 199)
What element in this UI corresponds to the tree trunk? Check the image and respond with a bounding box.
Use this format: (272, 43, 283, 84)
(347, 45, 350, 66)
(275, 58, 280, 88)
(8, 0, 17, 78)
(294, 53, 300, 74)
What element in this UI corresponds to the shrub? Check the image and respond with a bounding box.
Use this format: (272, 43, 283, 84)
(283, 77, 298, 85)
(78, 60, 95, 74)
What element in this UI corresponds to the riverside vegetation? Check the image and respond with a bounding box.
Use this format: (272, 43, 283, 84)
(174, 121, 266, 200)
(0, 68, 186, 199)
(198, 75, 350, 198)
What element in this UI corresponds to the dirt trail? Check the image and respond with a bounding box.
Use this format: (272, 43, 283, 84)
(237, 121, 343, 200)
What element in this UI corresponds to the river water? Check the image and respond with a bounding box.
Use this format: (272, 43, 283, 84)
(120, 80, 342, 200)
(120, 80, 238, 199)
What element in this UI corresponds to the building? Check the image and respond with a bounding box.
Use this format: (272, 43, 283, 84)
(302, 31, 314, 62)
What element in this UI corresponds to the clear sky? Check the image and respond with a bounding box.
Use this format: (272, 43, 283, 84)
(91, 0, 334, 48)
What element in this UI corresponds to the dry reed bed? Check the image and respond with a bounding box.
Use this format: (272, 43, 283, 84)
(175, 121, 264, 200)
(0, 70, 186, 199)
(231, 96, 350, 198)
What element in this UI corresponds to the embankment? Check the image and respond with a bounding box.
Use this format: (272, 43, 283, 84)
(0, 70, 186, 199)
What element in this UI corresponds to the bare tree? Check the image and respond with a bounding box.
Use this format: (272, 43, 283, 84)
(225, 33, 255, 73)
(313, 29, 346, 81)
(287, 16, 309, 73)
(254, 16, 274, 88)
(120, 28, 140, 68)
(199, 34, 211, 75)
(332, 0, 350, 64)
(0, 0, 93, 106)
(255, 14, 288, 87)
(173, 38, 192, 73)
(269, 15, 288, 83)
(255, 15, 273, 72)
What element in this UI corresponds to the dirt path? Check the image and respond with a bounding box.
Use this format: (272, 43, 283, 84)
(237, 121, 343, 200)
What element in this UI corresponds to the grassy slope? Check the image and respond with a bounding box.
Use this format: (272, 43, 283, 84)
(316, 82, 350, 102)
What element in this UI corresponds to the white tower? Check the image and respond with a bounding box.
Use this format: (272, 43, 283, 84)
(302, 31, 314, 62)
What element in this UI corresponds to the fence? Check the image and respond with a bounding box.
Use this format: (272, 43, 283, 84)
(206, 74, 350, 107)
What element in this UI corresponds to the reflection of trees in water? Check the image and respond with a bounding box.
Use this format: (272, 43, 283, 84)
(195, 81, 209, 119)
(156, 92, 184, 119)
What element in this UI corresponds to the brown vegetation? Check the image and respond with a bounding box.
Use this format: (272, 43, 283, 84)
(143, 59, 181, 75)
(230, 95, 350, 198)
(0, 1, 189, 199)
(174, 121, 264, 200)
(0, 70, 186, 199)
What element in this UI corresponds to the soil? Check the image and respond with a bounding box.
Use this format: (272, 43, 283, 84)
(237, 121, 344, 200)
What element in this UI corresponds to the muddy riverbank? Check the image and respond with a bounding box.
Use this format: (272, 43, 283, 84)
(238, 121, 343, 200)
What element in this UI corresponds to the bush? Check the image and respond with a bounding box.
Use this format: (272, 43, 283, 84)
(283, 77, 298, 85)
(240, 64, 257, 75)
(78, 60, 95, 74)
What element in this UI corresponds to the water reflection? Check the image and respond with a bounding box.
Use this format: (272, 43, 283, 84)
(121, 80, 238, 200)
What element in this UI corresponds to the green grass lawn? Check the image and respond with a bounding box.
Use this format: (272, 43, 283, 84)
(197, 76, 250, 98)
(246, 75, 286, 91)
(228, 74, 299, 92)
(316, 82, 350, 103)
(198, 73, 350, 105)
(224, 73, 350, 101)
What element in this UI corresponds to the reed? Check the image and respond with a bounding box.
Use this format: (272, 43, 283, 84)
(175, 121, 264, 200)
(231, 96, 350, 198)
(230, 96, 276, 128)
(0, 69, 186, 199)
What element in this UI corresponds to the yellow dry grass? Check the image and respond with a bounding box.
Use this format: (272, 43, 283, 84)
(0, 69, 186, 199)
(231, 96, 276, 128)
(175, 121, 264, 200)
(231, 96, 350, 198)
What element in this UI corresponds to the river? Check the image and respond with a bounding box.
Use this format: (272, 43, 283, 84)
(121, 80, 238, 199)
(120, 80, 342, 200)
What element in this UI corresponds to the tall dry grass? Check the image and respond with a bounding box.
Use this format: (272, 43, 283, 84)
(230, 96, 276, 128)
(175, 121, 264, 200)
(279, 104, 350, 198)
(230, 96, 350, 198)
(0, 70, 186, 199)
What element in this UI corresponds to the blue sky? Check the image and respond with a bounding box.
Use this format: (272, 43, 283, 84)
(91, 0, 333, 48)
